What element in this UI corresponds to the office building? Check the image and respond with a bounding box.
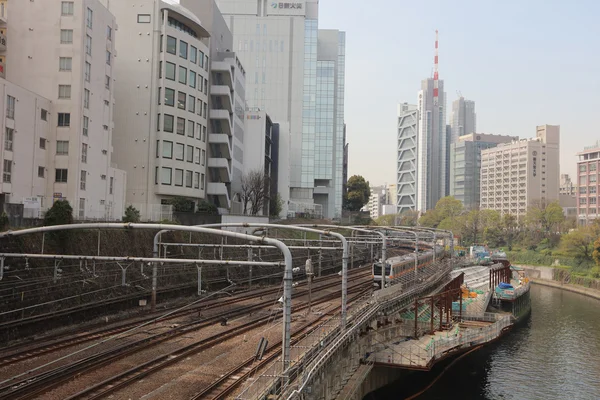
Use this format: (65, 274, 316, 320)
(216, 1, 345, 219)
(311, 29, 345, 219)
(0, 79, 51, 217)
(7, 0, 126, 220)
(367, 186, 386, 220)
(445, 124, 451, 196)
(243, 109, 279, 215)
(387, 183, 397, 208)
(480, 125, 560, 219)
(343, 124, 348, 199)
(450, 133, 517, 210)
(576, 144, 600, 225)
(102, 0, 211, 219)
(450, 97, 476, 143)
(396, 103, 418, 214)
(417, 77, 446, 212)
(560, 173, 576, 196)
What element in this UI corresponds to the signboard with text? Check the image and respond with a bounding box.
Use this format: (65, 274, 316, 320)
(267, 1, 306, 16)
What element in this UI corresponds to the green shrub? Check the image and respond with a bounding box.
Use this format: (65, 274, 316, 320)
(123, 205, 141, 223)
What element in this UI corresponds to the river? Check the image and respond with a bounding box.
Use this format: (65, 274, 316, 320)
(371, 284, 600, 400)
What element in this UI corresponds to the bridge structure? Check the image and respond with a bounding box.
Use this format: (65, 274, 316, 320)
(0, 223, 516, 400)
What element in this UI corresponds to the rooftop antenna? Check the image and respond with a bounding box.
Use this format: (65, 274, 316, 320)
(433, 30, 439, 106)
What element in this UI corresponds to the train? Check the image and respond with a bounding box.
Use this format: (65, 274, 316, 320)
(372, 242, 447, 288)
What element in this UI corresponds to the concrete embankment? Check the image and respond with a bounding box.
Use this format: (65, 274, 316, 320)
(521, 265, 600, 301)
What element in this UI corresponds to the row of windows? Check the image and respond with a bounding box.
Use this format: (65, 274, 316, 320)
(157, 114, 207, 141)
(156, 167, 205, 189)
(159, 61, 208, 95)
(162, 35, 208, 70)
(156, 140, 205, 164)
(159, 87, 208, 117)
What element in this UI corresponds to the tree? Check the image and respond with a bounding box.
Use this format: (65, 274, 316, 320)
(561, 227, 595, 264)
(269, 193, 283, 217)
(44, 200, 73, 226)
(344, 175, 370, 211)
(420, 196, 464, 230)
(197, 200, 218, 215)
(374, 214, 396, 226)
(419, 209, 441, 228)
(241, 169, 269, 215)
(397, 210, 419, 226)
(525, 200, 565, 233)
(0, 212, 8, 231)
(168, 196, 195, 212)
(123, 205, 141, 223)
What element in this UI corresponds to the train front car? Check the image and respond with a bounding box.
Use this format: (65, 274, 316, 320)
(372, 259, 391, 288)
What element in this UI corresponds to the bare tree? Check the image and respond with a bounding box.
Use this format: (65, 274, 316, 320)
(240, 169, 269, 215)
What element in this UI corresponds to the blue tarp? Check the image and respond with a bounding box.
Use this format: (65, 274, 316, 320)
(498, 282, 513, 289)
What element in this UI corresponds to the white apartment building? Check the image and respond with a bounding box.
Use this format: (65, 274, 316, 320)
(0, 79, 51, 217)
(7, 0, 126, 220)
(396, 103, 418, 214)
(417, 78, 447, 212)
(480, 125, 560, 219)
(104, 0, 211, 219)
(215, 0, 320, 215)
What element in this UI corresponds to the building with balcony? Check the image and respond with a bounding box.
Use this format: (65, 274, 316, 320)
(6, 0, 126, 220)
(450, 133, 517, 210)
(480, 125, 560, 219)
(102, 0, 210, 219)
(576, 144, 600, 226)
(0, 79, 51, 217)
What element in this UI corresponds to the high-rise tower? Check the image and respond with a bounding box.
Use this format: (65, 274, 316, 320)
(451, 97, 476, 143)
(416, 31, 447, 212)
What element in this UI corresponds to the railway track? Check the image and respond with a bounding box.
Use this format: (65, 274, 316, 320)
(0, 271, 372, 399)
(0, 266, 370, 368)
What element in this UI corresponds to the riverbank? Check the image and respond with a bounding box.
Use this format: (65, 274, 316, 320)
(520, 265, 600, 301)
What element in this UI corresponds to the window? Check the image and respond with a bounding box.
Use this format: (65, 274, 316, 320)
(85, 62, 91, 82)
(3, 160, 11, 183)
(59, 57, 72, 71)
(177, 117, 185, 135)
(157, 87, 162, 104)
(166, 36, 176, 54)
(162, 141, 173, 158)
(79, 198, 85, 218)
(4, 128, 13, 151)
(109, 177, 113, 194)
(105, 75, 110, 89)
(190, 46, 197, 64)
(106, 51, 111, 65)
(107, 26, 112, 40)
(194, 172, 200, 189)
(138, 14, 151, 23)
(203, 126, 207, 142)
(186, 120, 193, 138)
(204, 56, 209, 71)
(86, 7, 93, 29)
(83, 116, 89, 136)
(41, 109, 48, 121)
(189, 70, 196, 89)
(60, 29, 73, 44)
(81, 143, 88, 163)
(6, 95, 15, 119)
(164, 114, 174, 132)
(201, 149, 206, 166)
(199, 51, 205, 68)
(175, 143, 184, 160)
(55, 168, 68, 183)
(187, 145, 194, 162)
(580, 165, 587, 172)
(164, 88, 175, 106)
(203, 102, 207, 117)
(165, 62, 175, 80)
(201, 173, 205, 190)
(58, 84, 71, 99)
(179, 66, 187, 84)
(58, 113, 71, 127)
(40, 138, 46, 149)
(56, 140, 69, 155)
(195, 147, 200, 164)
(38, 166, 45, 178)
(179, 40, 188, 59)
(84, 89, 90, 108)
(61, 1, 74, 16)
(161, 167, 172, 185)
(177, 92, 186, 110)
(196, 123, 201, 139)
(188, 95, 195, 113)
(80, 170, 87, 190)
(104, 100, 109, 106)
(86, 35, 92, 55)
(174, 169, 184, 186)
(199, 77, 203, 92)
(185, 170, 193, 187)
(204, 79, 208, 94)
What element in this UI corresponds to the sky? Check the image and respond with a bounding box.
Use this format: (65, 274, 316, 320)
(318, 0, 600, 187)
